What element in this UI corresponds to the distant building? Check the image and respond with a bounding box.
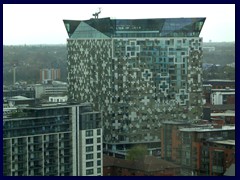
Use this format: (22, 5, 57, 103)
(6, 96, 35, 107)
(49, 95, 68, 103)
(35, 81, 68, 99)
(203, 80, 235, 89)
(40, 68, 60, 84)
(179, 125, 235, 175)
(202, 46, 215, 52)
(64, 17, 206, 156)
(211, 91, 235, 105)
(103, 155, 180, 176)
(3, 85, 35, 99)
(3, 103, 102, 176)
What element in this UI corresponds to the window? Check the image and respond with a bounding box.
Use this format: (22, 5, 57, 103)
(97, 168, 101, 173)
(97, 138, 101, 143)
(97, 129, 101, 135)
(86, 146, 93, 152)
(86, 139, 93, 144)
(86, 169, 94, 175)
(86, 161, 93, 167)
(86, 130, 93, 137)
(97, 145, 101, 151)
(86, 154, 93, 160)
(97, 153, 101, 159)
(97, 160, 101, 166)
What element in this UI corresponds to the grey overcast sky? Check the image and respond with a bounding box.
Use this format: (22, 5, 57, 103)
(3, 4, 235, 45)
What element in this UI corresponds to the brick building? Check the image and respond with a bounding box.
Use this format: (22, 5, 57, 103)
(103, 155, 180, 176)
(160, 121, 190, 163)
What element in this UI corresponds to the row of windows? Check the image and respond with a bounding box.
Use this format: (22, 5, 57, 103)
(86, 153, 101, 160)
(86, 168, 101, 175)
(85, 129, 101, 137)
(86, 160, 101, 167)
(86, 138, 101, 144)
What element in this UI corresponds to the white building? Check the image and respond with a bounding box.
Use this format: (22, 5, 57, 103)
(3, 103, 102, 176)
(211, 92, 235, 105)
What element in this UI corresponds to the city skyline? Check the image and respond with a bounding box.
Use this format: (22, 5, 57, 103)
(3, 4, 235, 45)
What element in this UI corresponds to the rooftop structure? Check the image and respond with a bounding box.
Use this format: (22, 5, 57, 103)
(64, 17, 205, 38)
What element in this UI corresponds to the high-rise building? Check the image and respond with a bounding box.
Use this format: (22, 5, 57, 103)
(3, 103, 102, 176)
(64, 17, 206, 156)
(40, 68, 61, 84)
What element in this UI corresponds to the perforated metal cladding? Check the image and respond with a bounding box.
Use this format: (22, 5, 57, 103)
(67, 38, 203, 143)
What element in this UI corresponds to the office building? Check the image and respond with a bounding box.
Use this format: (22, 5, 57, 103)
(3, 103, 102, 176)
(35, 81, 68, 99)
(64, 17, 205, 155)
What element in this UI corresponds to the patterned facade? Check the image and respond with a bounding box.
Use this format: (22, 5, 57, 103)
(65, 17, 205, 152)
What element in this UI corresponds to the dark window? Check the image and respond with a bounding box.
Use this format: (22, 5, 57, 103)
(86, 139, 93, 144)
(86, 154, 93, 160)
(86, 161, 93, 167)
(97, 160, 101, 166)
(86, 146, 93, 152)
(86, 169, 94, 175)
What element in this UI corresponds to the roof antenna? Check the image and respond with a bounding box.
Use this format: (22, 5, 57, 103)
(92, 8, 101, 19)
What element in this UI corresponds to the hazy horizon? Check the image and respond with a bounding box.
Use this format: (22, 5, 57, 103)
(3, 4, 235, 45)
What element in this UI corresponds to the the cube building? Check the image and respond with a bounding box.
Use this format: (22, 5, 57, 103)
(64, 17, 205, 155)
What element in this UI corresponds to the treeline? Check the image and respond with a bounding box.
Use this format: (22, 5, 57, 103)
(3, 45, 67, 85)
(3, 42, 235, 85)
(203, 42, 235, 65)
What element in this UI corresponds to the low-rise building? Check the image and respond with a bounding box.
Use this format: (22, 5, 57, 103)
(103, 155, 180, 176)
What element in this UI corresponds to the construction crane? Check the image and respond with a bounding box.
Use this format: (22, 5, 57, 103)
(92, 8, 101, 19)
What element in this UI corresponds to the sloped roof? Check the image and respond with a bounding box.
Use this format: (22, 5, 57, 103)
(63, 17, 206, 38)
(103, 155, 179, 172)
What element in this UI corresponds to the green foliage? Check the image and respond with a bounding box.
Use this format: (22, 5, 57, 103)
(203, 65, 235, 80)
(3, 45, 67, 85)
(126, 145, 148, 160)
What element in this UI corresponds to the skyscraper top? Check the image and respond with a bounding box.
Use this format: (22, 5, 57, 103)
(63, 17, 206, 38)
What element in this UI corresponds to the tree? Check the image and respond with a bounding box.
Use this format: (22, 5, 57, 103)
(126, 145, 148, 160)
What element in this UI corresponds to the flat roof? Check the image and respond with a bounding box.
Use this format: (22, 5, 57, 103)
(180, 125, 235, 132)
(212, 139, 235, 146)
(211, 113, 235, 117)
(162, 120, 191, 125)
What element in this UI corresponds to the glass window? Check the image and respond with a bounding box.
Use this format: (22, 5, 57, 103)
(97, 129, 101, 135)
(97, 160, 101, 166)
(86, 130, 93, 137)
(86, 154, 93, 160)
(86, 139, 93, 144)
(86, 169, 94, 175)
(86, 146, 93, 152)
(86, 161, 93, 167)
(97, 138, 101, 143)
(97, 153, 101, 159)
(97, 145, 101, 151)
(97, 168, 101, 174)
